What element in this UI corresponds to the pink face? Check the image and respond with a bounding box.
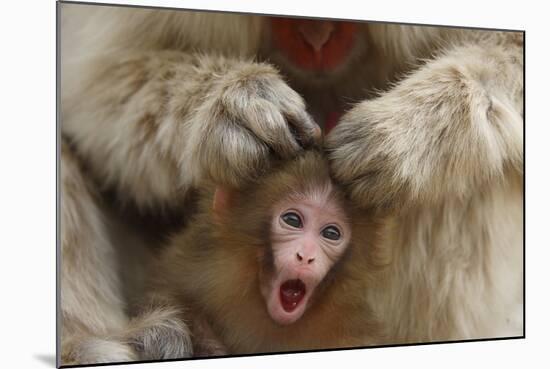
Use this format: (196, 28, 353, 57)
(260, 184, 351, 325)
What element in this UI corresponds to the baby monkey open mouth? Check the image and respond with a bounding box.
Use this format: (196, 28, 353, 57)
(280, 279, 307, 312)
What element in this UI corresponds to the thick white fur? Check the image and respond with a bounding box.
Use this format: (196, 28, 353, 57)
(59, 3, 523, 364)
(327, 31, 523, 341)
(61, 142, 132, 364)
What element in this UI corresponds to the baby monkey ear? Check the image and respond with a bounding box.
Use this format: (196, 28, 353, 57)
(213, 187, 234, 216)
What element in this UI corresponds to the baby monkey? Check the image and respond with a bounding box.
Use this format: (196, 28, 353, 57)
(142, 150, 379, 357)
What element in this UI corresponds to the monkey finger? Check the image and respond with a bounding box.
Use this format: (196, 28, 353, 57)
(240, 99, 303, 158)
(284, 109, 322, 149)
(200, 118, 271, 186)
(263, 79, 322, 148)
(326, 129, 371, 181)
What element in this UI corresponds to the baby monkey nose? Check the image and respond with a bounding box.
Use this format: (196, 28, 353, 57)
(296, 252, 315, 264)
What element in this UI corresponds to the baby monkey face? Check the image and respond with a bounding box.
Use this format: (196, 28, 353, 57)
(263, 185, 351, 325)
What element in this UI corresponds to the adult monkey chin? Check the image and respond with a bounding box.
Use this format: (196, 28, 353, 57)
(60, 4, 523, 365)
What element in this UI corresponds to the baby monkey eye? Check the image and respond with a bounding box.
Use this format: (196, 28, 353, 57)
(322, 226, 341, 241)
(281, 212, 303, 228)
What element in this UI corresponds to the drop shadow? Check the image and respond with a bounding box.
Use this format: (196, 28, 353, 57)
(34, 353, 57, 367)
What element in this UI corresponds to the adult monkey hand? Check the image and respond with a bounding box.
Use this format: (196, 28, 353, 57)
(184, 60, 322, 188)
(63, 52, 320, 211)
(326, 36, 523, 211)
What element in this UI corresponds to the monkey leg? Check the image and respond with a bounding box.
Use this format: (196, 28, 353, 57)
(124, 304, 194, 360)
(60, 141, 134, 365)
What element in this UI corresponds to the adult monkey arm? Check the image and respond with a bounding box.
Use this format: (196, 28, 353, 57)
(60, 6, 319, 364)
(325, 30, 524, 342)
(61, 6, 320, 211)
(326, 31, 523, 210)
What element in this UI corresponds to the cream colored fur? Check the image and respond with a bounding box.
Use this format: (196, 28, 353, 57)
(59, 3, 523, 364)
(327, 31, 523, 342)
(60, 142, 132, 364)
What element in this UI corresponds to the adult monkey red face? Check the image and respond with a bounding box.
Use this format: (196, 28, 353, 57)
(258, 177, 351, 325)
(268, 18, 360, 73)
(264, 17, 366, 133)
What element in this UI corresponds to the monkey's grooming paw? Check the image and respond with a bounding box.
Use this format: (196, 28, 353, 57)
(326, 98, 419, 210)
(126, 308, 194, 360)
(326, 59, 521, 211)
(187, 63, 321, 187)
